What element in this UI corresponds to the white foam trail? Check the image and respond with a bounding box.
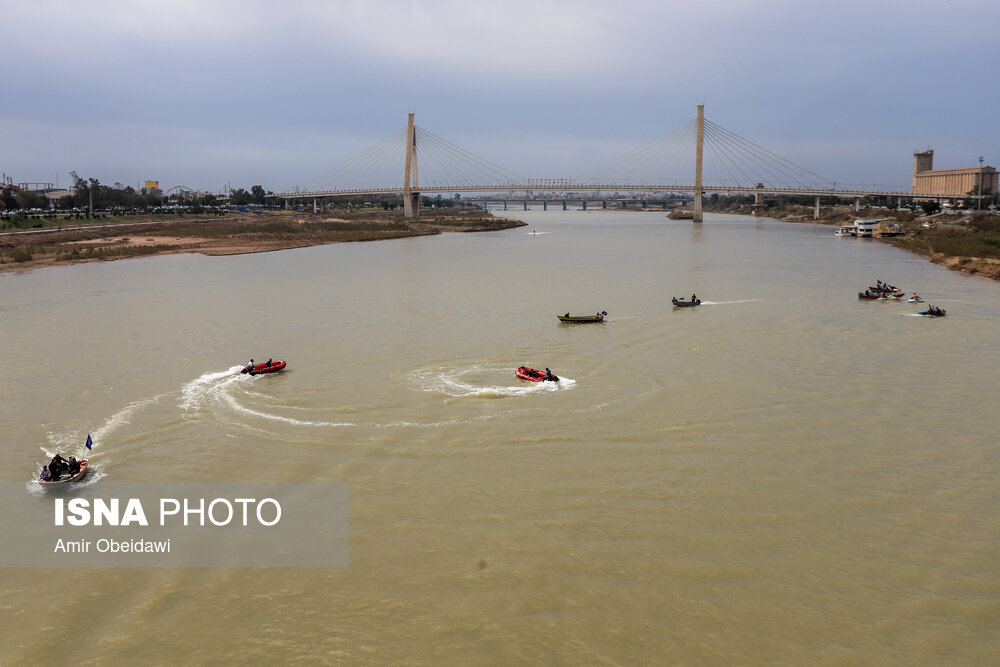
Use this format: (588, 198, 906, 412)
(92, 394, 166, 442)
(44, 393, 166, 456)
(404, 365, 576, 398)
(218, 390, 497, 429)
(700, 299, 757, 305)
(218, 390, 356, 427)
(179, 366, 245, 411)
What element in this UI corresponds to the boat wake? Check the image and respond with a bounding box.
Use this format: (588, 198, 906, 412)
(179, 366, 354, 427)
(403, 364, 576, 399)
(42, 393, 168, 463)
(93, 394, 168, 442)
(179, 366, 503, 429)
(699, 299, 757, 305)
(179, 366, 247, 412)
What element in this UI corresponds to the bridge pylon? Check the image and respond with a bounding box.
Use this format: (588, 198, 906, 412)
(403, 113, 420, 218)
(694, 104, 704, 222)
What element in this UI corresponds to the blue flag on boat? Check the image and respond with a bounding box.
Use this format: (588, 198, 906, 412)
(85, 434, 93, 450)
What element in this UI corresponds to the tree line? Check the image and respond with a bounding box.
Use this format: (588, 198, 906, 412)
(0, 173, 276, 211)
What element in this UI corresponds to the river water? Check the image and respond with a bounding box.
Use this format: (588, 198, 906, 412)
(1, 210, 998, 664)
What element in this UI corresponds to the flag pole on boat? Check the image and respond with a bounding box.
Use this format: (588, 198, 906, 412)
(82, 434, 93, 460)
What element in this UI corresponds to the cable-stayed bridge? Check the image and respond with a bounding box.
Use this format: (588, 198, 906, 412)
(274, 106, 933, 221)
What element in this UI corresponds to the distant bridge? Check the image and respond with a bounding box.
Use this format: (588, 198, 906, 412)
(273, 106, 956, 221)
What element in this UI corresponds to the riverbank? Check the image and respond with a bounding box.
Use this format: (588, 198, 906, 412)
(0, 210, 526, 274)
(705, 201, 1000, 282)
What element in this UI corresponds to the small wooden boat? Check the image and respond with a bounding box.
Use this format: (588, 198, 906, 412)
(557, 311, 607, 323)
(671, 297, 701, 307)
(515, 366, 559, 382)
(40, 459, 89, 485)
(919, 308, 946, 317)
(858, 292, 887, 300)
(241, 360, 287, 375)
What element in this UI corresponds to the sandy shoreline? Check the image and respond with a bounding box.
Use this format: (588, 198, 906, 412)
(0, 213, 526, 274)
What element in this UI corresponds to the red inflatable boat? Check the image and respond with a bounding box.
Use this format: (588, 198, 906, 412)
(515, 366, 559, 382)
(241, 360, 287, 375)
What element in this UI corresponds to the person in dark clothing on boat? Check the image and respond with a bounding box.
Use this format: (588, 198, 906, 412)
(68, 457, 80, 475)
(691, 294, 697, 302)
(49, 454, 68, 478)
(565, 313, 570, 318)
(545, 368, 555, 381)
(265, 359, 272, 367)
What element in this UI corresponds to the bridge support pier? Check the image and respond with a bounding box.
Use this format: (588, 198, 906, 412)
(562, 201, 567, 210)
(403, 192, 420, 218)
(543, 201, 547, 211)
(284, 199, 290, 210)
(582, 201, 587, 210)
(602, 201, 607, 209)
(523, 201, 528, 210)
(854, 197, 860, 212)
(814, 196, 821, 220)
(313, 198, 318, 213)
(503, 201, 507, 210)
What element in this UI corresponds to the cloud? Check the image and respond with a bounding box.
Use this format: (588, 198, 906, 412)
(2, 0, 998, 190)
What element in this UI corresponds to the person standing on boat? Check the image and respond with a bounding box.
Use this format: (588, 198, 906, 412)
(545, 368, 553, 381)
(49, 454, 68, 478)
(691, 293, 697, 302)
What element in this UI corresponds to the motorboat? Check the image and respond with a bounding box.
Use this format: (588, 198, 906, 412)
(557, 311, 607, 323)
(869, 283, 903, 295)
(671, 297, 701, 307)
(241, 360, 287, 375)
(40, 459, 89, 485)
(919, 307, 946, 317)
(515, 366, 559, 382)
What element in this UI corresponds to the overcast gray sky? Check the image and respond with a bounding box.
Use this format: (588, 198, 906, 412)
(2, 0, 997, 193)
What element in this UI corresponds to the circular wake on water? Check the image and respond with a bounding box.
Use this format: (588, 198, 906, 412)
(402, 364, 576, 399)
(179, 365, 534, 429)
